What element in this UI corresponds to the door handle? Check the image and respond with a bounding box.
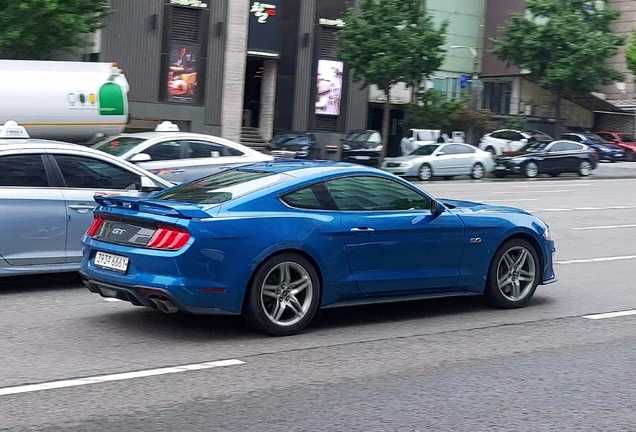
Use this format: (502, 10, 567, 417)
(170, 169, 185, 174)
(350, 227, 375, 232)
(68, 204, 95, 213)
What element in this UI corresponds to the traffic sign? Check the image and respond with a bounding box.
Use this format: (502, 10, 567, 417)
(460, 74, 469, 89)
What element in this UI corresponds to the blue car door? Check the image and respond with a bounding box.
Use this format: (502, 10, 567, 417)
(324, 176, 466, 294)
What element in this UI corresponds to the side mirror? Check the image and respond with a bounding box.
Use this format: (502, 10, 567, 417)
(431, 200, 445, 215)
(130, 153, 152, 163)
(140, 176, 165, 192)
(210, 151, 221, 158)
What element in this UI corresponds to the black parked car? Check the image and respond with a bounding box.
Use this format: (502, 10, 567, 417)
(269, 131, 319, 160)
(340, 130, 383, 167)
(493, 139, 598, 178)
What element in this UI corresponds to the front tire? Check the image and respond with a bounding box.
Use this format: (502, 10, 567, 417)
(244, 253, 321, 336)
(523, 162, 539, 178)
(484, 238, 540, 309)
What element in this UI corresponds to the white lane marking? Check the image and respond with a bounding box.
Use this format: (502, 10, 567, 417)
(572, 224, 636, 231)
(531, 204, 636, 213)
(583, 310, 636, 320)
(491, 189, 577, 195)
(512, 183, 591, 187)
(0, 359, 245, 397)
(556, 255, 636, 265)
(475, 198, 538, 203)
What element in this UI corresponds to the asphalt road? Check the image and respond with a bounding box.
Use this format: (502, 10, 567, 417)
(2, 177, 636, 431)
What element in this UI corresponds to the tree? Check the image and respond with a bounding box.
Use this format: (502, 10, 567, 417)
(402, 89, 465, 132)
(336, 0, 447, 163)
(626, 30, 636, 82)
(491, 0, 625, 137)
(0, 0, 110, 60)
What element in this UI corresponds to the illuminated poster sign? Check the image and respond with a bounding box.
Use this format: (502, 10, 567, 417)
(315, 59, 343, 116)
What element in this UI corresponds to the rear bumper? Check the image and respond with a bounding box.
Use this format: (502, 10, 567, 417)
(80, 271, 239, 315)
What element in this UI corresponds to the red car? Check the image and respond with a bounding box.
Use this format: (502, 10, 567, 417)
(595, 131, 636, 161)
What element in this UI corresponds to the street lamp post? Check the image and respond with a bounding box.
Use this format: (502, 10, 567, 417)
(450, 45, 481, 109)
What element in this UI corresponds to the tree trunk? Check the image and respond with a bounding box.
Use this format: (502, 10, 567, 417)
(554, 92, 563, 138)
(412, 80, 420, 104)
(380, 91, 392, 166)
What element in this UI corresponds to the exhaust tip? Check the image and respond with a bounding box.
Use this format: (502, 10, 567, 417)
(147, 296, 179, 314)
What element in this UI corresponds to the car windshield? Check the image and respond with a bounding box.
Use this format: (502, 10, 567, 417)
(584, 134, 608, 143)
(410, 145, 439, 156)
(94, 137, 147, 156)
(153, 169, 290, 205)
(273, 134, 302, 145)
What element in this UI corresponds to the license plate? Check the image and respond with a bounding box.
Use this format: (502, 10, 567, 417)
(94, 251, 129, 272)
(354, 156, 371, 160)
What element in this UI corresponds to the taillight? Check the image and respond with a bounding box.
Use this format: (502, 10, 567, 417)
(146, 226, 191, 250)
(86, 215, 105, 237)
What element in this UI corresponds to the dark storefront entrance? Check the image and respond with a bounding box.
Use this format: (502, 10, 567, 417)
(243, 57, 265, 128)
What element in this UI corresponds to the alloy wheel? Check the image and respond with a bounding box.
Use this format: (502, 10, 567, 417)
(496, 246, 537, 302)
(579, 161, 592, 176)
(525, 162, 538, 178)
(419, 164, 432, 181)
(261, 262, 313, 327)
(471, 163, 485, 179)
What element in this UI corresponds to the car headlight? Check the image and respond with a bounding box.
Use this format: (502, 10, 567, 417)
(301, 145, 309, 150)
(543, 226, 551, 240)
(401, 161, 414, 167)
(343, 144, 351, 150)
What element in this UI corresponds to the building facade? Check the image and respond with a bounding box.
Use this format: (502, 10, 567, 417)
(92, 0, 368, 150)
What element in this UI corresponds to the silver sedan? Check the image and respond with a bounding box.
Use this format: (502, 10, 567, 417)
(381, 143, 495, 181)
(0, 121, 172, 277)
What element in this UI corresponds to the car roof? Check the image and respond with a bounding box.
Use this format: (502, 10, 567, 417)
(234, 160, 380, 179)
(0, 138, 103, 153)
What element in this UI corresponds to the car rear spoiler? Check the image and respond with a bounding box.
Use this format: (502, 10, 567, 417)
(93, 195, 211, 219)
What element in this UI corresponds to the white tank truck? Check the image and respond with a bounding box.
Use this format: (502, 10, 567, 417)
(0, 60, 129, 144)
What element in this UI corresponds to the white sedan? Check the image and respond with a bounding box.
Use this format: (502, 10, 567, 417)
(381, 143, 495, 181)
(93, 121, 273, 183)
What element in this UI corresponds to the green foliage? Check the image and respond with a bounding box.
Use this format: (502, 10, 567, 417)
(402, 90, 497, 135)
(402, 90, 465, 132)
(626, 30, 636, 77)
(335, 0, 448, 93)
(500, 115, 527, 131)
(0, 0, 110, 60)
(491, 0, 625, 95)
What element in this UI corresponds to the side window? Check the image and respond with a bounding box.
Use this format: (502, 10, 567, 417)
(562, 142, 583, 151)
(510, 132, 525, 142)
(187, 140, 244, 158)
(281, 184, 336, 210)
(447, 144, 473, 154)
(324, 176, 431, 211)
(0, 154, 49, 187)
(596, 133, 613, 141)
(143, 141, 182, 161)
(54, 155, 141, 190)
(490, 131, 503, 139)
(459, 145, 476, 153)
(439, 145, 456, 155)
(548, 142, 566, 152)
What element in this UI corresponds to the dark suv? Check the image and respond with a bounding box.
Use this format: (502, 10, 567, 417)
(341, 130, 383, 167)
(269, 131, 319, 160)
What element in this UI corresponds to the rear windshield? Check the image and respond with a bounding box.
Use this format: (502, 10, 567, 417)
(153, 169, 289, 205)
(93, 137, 147, 156)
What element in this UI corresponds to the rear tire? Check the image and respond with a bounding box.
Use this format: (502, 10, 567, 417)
(418, 164, 433, 181)
(470, 163, 485, 180)
(578, 160, 592, 177)
(484, 238, 540, 309)
(243, 252, 321, 336)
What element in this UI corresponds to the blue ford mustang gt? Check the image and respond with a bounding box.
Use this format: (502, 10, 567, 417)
(80, 160, 557, 336)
